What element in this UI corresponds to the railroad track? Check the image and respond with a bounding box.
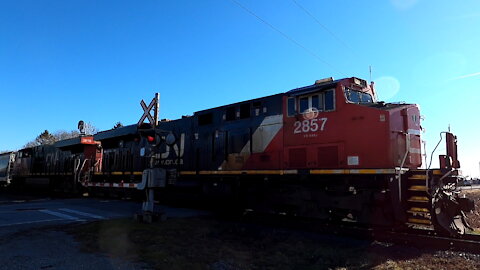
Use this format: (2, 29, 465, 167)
(371, 229, 480, 253)
(318, 219, 480, 253)
(235, 213, 480, 253)
(329, 224, 480, 253)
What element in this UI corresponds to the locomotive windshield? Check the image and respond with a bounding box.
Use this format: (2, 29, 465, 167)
(344, 88, 373, 103)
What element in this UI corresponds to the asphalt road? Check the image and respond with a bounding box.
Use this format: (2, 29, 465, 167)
(0, 192, 209, 270)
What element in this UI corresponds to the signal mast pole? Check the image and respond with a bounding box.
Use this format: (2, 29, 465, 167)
(153, 93, 159, 128)
(136, 93, 166, 223)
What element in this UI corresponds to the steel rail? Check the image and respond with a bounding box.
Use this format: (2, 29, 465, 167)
(368, 229, 480, 253)
(236, 213, 480, 253)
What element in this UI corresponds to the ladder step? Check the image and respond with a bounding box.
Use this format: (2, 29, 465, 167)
(408, 196, 430, 203)
(405, 223, 433, 228)
(407, 218, 432, 225)
(407, 211, 431, 218)
(408, 185, 428, 191)
(407, 206, 431, 217)
(408, 207, 430, 213)
(409, 174, 427, 180)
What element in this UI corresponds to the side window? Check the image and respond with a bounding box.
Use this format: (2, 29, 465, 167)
(324, 90, 335, 111)
(287, 97, 296, 117)
(312, 94, 324, 111)
(299, 97, 309, 113)
(311, 95, 319, 109)
(289, 89, 336, 116)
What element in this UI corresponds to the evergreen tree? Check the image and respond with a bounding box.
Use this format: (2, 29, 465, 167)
(36, 130, 56, 145)
(24, 130, 56, 147)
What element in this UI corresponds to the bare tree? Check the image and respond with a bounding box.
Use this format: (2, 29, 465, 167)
(54, 130, 80, 141)
(83, 122, 99, 135)
(23, 141, 37, 148)
(22, 123, 99, 148)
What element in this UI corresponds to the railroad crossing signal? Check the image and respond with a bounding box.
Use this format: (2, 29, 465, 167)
(138, 93, 160, 128)
(78, 120, 85, 135)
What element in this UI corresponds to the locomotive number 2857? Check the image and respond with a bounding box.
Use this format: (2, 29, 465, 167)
(293, 118, 327, 134)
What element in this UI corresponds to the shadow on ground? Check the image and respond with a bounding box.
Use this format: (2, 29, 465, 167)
(65, 216, 480, 270)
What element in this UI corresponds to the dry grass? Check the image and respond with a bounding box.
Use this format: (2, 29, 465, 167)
(461, 189, 480, 230)
(67, 216, 480, 270)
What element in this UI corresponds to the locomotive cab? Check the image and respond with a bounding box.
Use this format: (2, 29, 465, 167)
(283, 77, 414, 170)
(282, 77, 472, 234)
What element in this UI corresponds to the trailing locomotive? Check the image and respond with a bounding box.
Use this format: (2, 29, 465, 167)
(7, 136, 99, 192)
(0, 152, 15, 186)
(4, 77, 474, 235)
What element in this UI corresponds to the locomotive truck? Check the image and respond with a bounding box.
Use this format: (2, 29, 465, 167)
(2, 77, 473, 235)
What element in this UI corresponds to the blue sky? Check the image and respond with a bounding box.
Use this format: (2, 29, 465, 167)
(1, 0, 479, 176)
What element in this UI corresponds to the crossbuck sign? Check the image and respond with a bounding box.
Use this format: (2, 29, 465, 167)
(138, 93, 160, 127)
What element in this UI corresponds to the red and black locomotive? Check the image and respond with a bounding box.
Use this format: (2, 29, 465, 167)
(1, 76, 473, 235)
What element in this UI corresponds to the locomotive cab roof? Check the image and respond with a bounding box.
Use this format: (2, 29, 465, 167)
(94, 124, 139, 141)
(54, 136, 97, 149)
(287, 78, 340, 97)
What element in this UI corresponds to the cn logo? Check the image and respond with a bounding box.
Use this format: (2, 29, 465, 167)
(161, 133, 185, 159)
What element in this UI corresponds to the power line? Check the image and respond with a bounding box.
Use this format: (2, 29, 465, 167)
(290, 0, 351, 51)
(291, 0, 368, 72)
(229, 0, 342, 74)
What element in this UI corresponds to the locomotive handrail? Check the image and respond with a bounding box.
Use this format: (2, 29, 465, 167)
(75, 158, 88, 183)
(427, 131, 447, 171)
(93, 160, 100, 172)
(438, 169, 454, 187)
(396, 131, 412, 202)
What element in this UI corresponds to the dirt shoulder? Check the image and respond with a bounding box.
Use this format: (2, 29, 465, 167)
(66, 216, 480, 270)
